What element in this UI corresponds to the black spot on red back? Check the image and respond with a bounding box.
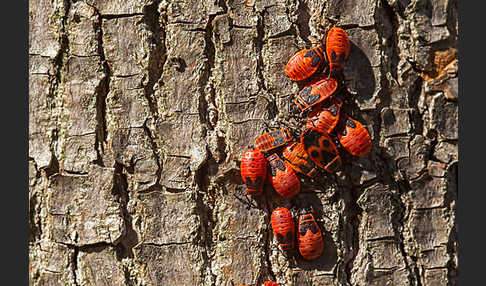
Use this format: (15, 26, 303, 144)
(245, 176, 263, 189)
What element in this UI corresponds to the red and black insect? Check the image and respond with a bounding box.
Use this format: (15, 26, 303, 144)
(237, 283, 279, 286)
(301, 126, 342, 173)
(267, 153, 300, 199)
(240, 149, 267, 196)
(336, 114, 372, 157)
(282, 141, 320, 178)
(285, 45, 327, 82)
(297, 207, 324, 260)
(270, 207, 296, 251)
(294, 77, 338, 113)
(305, 96, 343, 134)
(326, 27, 350, 75)
(254, 129, 293, 153)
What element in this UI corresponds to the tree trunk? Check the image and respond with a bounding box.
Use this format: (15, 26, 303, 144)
(29, 0, 458, 285)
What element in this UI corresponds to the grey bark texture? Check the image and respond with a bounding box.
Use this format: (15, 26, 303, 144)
(29, 0, 458, 285)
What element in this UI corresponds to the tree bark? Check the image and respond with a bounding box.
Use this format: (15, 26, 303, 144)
(29, 0, 458, 285)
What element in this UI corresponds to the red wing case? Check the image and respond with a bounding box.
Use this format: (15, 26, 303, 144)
(267, 153, 300, 199)
(326, 27, 350, 73)
(300, 126, 342, 173)
(240, 149, 267, 196)
(336, 114, 372, 157)
(282, 142, 320, 178)
(271, 207, 296, 251)
(286, 46, 326, 82)
(305, 96, 342, 133)
(297, 211, 324, 260)
(254, 129, 293, 152)
(295, 77, 338, 112)
(263, 282, 280, 286)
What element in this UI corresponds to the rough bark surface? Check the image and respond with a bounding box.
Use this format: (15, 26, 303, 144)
(29, 0, 458, 285)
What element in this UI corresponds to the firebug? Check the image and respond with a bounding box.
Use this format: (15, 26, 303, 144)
(297, 207, 324, 260)
(326, 27, 350, 75)
(240, 149, 267, 196)
(270, 207, 296, 251)
(336, 114, 372, 157)
(301, 126, 342, 173)
(285, 46, 327, 82)
(254, 129, 293, 153)
(282, 141, 320, 178)
(295, 77, 338, 113)
(305, 96, 343, 134)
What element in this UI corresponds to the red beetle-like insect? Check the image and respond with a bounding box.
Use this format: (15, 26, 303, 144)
(305, 96, 343, 134)
(282, 141, 320, 178)
(237, 283, 279, 286)
(240, 149, 267, 196)
(336, 114, 372, 157)
(295, 77, 338, 112)
(270, 207, 296, 251)
(238, 282, 280, 286)
(285, 45, 327, 82)
(301, 126, 342, 173)
(297, 207, 324, 260)
(267, 153, 300, 199)
(254, 129, 293, 153)
(326, 27, 350, 75)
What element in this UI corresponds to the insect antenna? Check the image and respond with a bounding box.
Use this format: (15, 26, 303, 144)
(232, 190, 258, 210)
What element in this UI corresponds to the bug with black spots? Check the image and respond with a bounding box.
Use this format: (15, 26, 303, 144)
(254, 129, 293, 153)
(267, 153, 300, 199)
(297, 206, 324, 260)
(237, 282, 280, 286)
(326, 27, 350, 76)
(285, 45, 328, 82)
(336, 113, 372, 157)
(305, 96, 343, 134)
(300, 126, 342, 173)
(282, 141, 320, 178)
(240, 148, 268, 196)
(270, 207, 296, 251)
(294, 76, 339, 114)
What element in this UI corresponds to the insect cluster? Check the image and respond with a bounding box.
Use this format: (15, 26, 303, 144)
(239, 26, 372, 268)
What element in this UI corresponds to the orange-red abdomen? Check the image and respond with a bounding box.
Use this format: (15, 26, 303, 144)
(254, 129, 293, 153)
(297, 211, 324, 260)
(326, 27, 350, 73)
(301, 126, 342, 173)
(336, 114, 372, 157)
(295, 77, 338, 112)
(271, 207, 296, 251)
(240, 149, 267, 196)
(267, 153, 300, 199)
(263, 282, 280, 286)
(306, 97, 342, 133)
(282, 142, 319, 178)
(286, 46, 326, 82)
